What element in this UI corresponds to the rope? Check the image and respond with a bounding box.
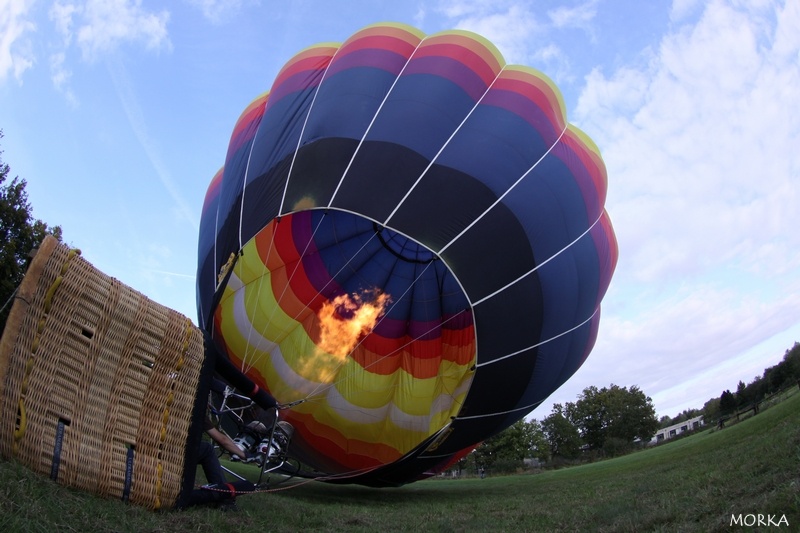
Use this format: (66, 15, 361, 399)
(0, 286, 19, 315)
(13, 248, 81, 455)
(199, 460, 388, 495)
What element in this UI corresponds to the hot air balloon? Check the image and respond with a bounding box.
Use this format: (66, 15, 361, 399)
(197, 22, 617, 486)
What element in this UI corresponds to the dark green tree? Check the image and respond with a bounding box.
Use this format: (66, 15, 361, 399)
(565, 384, 659, 450)
(719, 389, 737, 416)
(735, 380, 749, 408)
(1, 130, 62, 332)
(473, 419, 533, 473)
(564, 386, 606, 449)
(541, 405, 582, 459)
(701, 396, 721, 423)
(782, 343, 800, 385)
(761, 345, 800, 393)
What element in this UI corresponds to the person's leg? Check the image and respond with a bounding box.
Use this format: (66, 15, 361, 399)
(196, 441, 227, 486)
(187, 441, 255, 508)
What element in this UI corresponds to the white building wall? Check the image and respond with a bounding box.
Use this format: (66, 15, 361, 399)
(650, 416, 704, 445)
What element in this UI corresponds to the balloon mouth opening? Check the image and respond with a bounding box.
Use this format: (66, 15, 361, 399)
(373, 222, 437, 264)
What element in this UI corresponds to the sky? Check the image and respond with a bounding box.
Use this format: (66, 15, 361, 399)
(1, 0, 799, 422)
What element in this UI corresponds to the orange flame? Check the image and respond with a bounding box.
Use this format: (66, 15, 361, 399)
(318, 291, 391, 358)
(298, 290, 391, 383)
(297, 290, 391, 384)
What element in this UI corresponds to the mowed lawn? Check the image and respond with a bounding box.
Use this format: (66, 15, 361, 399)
(2, 390, 798, 532)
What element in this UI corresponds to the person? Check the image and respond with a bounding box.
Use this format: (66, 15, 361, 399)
(185, 394, 255, 510)
(206, 418, 247, 462)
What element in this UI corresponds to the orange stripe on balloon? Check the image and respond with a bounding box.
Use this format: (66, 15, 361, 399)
(352, 334, 475, 378)
(285, 410, 404, 471)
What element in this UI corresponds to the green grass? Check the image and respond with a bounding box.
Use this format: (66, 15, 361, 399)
(2, 391, 799, 532)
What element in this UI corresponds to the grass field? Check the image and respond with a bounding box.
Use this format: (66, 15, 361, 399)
(2, 390, 798, 532)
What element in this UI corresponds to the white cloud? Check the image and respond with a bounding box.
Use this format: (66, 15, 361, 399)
(436, 0, 605, 89)
(76, 0, 171, 61)
(43, 1, 172, 101)
(0, 0, 36, 84)
(1, 0, 172, 96)
(600, 282, 800, 375)
(49, 1, 79, 104)
(548, 0, 598, 32)
(186, 0, 243, 24)
(577, 0, 800, 283)
(436, 0, 544, 64)
(413, 5, 428, 29)
(49, 51, 78, 107)
(565, 0, 800, 415)
(50, 1, 78, 43)
(669, 0, 704, 22)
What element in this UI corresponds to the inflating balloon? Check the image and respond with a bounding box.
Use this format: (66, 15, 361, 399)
(197, 22, 617, 486)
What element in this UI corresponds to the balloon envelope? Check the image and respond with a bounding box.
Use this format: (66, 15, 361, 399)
(197, 22, 617, 486)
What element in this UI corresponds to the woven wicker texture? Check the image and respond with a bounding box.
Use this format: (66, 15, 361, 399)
(0, 236, 206, 510)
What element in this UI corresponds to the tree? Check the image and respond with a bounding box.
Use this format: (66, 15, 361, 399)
(565, 384, 659, 451)
(702, 397, 721, 423)
(1, 130, 62, 332)
(473, 419, 534, 473)
(541, 405, 582, 460)
(525, 419, 550, 463)
(668, 408, 701, 426)
(564, 386, 606, 450)
(782, 343, 800, 386)
(735, 380, 749, 408)
(719, 390, 737, 416)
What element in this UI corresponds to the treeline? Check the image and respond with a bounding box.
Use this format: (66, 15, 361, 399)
(457, 384, 661, 475)
(458, 342, 800, 476)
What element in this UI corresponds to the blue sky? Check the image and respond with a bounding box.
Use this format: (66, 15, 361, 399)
(2, 0, 799, 421)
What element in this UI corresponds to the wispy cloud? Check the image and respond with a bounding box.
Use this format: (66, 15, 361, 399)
(48, 51, 78, 107)
(75, 0, 171, 61)
(577, 0, 800, 284)
(44, 0, 171, 101)
(0, 0, 36, 84)
(548, 0, 599, 32)
(436, 1, 544, 64)
(186, 0, 245, 24)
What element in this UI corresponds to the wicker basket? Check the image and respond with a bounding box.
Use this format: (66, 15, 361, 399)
(0, 236, 207, 510)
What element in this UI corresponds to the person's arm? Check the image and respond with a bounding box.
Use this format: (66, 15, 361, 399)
(206, 426, 247, 460)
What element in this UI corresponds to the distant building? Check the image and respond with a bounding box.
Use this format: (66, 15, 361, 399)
(650, 416, 704, 445)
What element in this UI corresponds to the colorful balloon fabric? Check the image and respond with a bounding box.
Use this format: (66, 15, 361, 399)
(197, 22, 618, 486)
